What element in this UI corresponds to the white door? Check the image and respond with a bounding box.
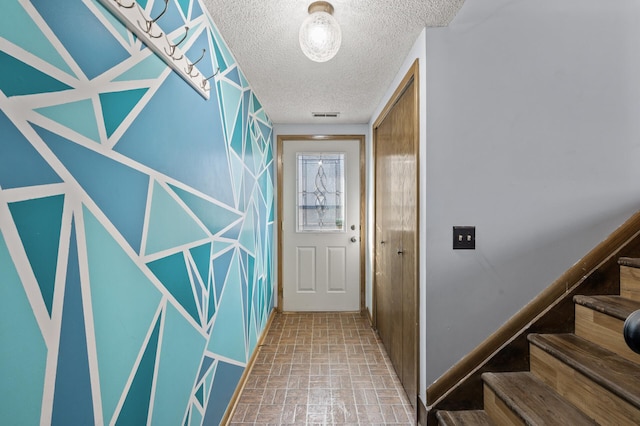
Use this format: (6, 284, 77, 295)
(282, 139, 360, 311)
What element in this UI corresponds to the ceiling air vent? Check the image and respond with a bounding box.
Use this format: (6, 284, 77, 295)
(312, 112, 340, 118)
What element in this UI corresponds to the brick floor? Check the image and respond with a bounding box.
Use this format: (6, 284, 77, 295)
(229, 312, 416, 425)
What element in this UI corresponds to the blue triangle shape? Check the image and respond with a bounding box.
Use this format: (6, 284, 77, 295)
(221, 221, 242, 241)
(230, 105, 244, 157)
(220, 80, 242, 144)
(0, 51, 72, 97)
(225, 67, 241, 87)
(168, 184, 241, 236)
(189, 262, 204, 318)
(177, 0, 190, 19)
(31, 0, 130, 80)
(207, 252, 246, 363)
(99, 88, 148, 138)
(113, 54, 166, 82)
(240, 264, 249, 343)
(202, 362, 243, 426)
(35, 99, 100, 143)
(239, 69, 249, 89)
(93, 0, 130, 46)
(212, 249, 233, 305)
(195, 384, 204, 406)
(190, 405, 202, 426)
(246, 253, 255, 335)
(257, 122, 272, 146)
(34, 124, 149, 253)
(147, 252, 200, 324)
(207, 270, 216, 324)
(52, 219, 94, 425)
(211, 38, 227, 73)
(196, 356, 214, 385)
(191, 0, 204, 19)
(0, 230, 48, 426)
(145, 182, 209, 255)
(209, 25, 234, 72)
(0, 111, 62, 190)
(115, 313, 161, 426)
(252, 94, 263, 113)
(248, 310, 258, 354)
(148, 0, 185, 37)
(9, 195, 65, 317)
(189, 243, 211, 288)
(242, 91, 250, 144)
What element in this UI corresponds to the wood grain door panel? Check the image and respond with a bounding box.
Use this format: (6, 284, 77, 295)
(396, 81, 418, 407)
(374, 64, 419, 409)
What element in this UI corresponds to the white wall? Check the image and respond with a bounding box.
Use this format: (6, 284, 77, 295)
(424, 0, 640, 392)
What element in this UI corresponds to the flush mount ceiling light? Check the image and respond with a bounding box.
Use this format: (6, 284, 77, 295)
(299, 1, 342, 63)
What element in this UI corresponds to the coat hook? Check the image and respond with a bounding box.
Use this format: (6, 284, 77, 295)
(185, 49, 206, 77)
(164, 26, 189, 60)
(114, 0, 135, 8)
(136, 0, 168, 39)
(201, 67, 220, 90)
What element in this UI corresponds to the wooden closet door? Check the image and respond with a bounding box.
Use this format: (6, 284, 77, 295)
(395, 80, 418, 408)
(375, 109, 400, 370)
(374, 78, 418, 408)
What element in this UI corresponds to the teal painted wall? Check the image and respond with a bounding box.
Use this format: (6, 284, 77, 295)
(0, 0, 274, 424)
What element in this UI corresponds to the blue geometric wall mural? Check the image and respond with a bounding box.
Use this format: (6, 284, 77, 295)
(0, 1, 274, 424)
(8, 194, 65, 316)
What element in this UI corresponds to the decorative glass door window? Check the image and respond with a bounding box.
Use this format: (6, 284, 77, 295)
(297, 152, 345, 232)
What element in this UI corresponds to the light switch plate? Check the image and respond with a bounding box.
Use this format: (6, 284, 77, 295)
(453, 226, 475, 250)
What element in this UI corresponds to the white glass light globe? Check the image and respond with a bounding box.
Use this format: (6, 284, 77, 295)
(299, 10, 342, 62)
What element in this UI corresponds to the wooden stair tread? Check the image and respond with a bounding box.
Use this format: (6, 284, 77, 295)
(619, 257, 640, 268)
(435, 410, 494, 425)
(528, 333, 640, 408)
(573, 295, 640, 320)
(481, 371, 597, 425)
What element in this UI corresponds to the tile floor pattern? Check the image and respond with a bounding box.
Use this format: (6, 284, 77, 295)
(229, 312, 416, 425)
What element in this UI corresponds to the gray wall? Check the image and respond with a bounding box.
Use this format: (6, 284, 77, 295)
(424, 0, 640, 387)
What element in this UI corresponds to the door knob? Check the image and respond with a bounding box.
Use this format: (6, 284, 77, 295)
(397, 249, 404, 255)
(351, 236, 358, 243)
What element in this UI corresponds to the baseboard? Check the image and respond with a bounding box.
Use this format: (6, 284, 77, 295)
(221, 307, 277, 425)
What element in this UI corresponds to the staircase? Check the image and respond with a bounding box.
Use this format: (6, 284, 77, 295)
(436, 257, 640, 425)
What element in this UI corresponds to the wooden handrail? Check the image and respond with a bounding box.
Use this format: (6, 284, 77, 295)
(427, 209, 640, 418)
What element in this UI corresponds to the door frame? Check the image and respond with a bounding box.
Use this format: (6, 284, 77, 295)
(277, 134, 366, 313)
(372, 60, 420, 403)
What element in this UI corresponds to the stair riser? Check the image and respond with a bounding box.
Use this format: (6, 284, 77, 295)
(530, 345, 640, 426)
(620, 265, 640, 301)
(575, 304, 640, 364)
(483, 384, 525, 426)
(436, 410, 494, 426)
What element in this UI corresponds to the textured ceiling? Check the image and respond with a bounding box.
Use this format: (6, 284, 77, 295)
(203, 0, 465, 124)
